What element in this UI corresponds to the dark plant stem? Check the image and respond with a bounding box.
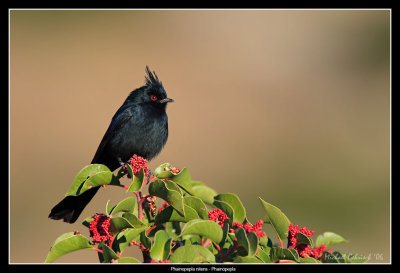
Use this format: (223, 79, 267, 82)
(218, 242, 239, 262)
(134, 191, 145, 221)
(132, 241, 152, 263)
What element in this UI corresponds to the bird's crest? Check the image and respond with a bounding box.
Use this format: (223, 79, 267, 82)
(145, 66, 162, 88)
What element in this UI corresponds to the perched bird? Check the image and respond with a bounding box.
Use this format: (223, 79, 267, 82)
(49, 66, 174, 223)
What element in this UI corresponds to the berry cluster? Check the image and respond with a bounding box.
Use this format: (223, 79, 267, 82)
(208, 208, 229, 228)
(125, 154, 149, 176)
(231, 220, 266, 238)
(89, 214, 113, 245)
(208, 209, 266, 238)
(287, 223, 330, 259)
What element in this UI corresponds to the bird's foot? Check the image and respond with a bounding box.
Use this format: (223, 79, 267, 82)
(117, 157, 129, 177)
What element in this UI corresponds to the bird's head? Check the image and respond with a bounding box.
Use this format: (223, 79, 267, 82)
(124, 66, 174, 108)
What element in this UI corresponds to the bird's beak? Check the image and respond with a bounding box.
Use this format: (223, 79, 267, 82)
(159, 98, 174, 104)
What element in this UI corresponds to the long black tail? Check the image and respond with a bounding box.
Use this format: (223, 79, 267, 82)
(48, 187, 100, 224)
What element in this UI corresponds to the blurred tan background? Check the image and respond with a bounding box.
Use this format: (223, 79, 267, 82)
(10, 9, 390, 263)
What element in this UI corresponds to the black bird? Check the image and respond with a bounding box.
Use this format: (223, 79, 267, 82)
(49, 66, 173, 223)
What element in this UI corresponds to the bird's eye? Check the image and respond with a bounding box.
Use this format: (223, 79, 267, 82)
(150, 95, 157, 101)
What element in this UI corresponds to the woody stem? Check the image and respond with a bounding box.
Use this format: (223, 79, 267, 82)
(134, 191, 145, 221)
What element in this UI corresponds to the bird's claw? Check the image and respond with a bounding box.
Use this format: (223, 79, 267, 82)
(117, 157, 129, 177)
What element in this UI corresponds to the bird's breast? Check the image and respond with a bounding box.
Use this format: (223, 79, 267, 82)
(110, 108, 168, 161)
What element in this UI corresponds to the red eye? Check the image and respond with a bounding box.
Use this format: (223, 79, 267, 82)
(150, 95, 157, 101)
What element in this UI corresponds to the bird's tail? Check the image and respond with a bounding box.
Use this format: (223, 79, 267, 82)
(48, 187, 99, 224)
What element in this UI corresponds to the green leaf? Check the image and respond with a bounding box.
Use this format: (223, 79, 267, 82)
(258, 234, 269, 247)
(219, 222, 230, 249)
(247, 232, 259, 257)
(150, 230, 170, 262)
(45, 232, 94, 263)
(113, 227, 146, 252)
(233, 256, 262, 263)
(256, 246, 271, 263)
(165, 222, 181, 240)
(234, 229, 258, 257)
(155, 204, 200, 225)
(108, 196, 137, 216)
(190, 181, 217, 205)
(180, 219, 223, 244)
(110, 217, 135, 234)
(78, 171, 117, 194)
(259, 198, 290, 242)
(154, 163, 173, 178)
(269, 247, 283, 261)
(168, 167, 194, 195)
(315, 232, 348, 247)
(270, 247, 299, 262)
(284, 248, 299, 262)
(298, 257, 322, 263)
(118, 257, 141, 263)
(296, 232, 313, 247)
(149, 179, 185, 216)
(187, 235, 201, 246)
(154, 164, 195, 195)
(106, 200, 113, 215)
(81, 216, 93, 228)
(183, 196, 208, 220)
(169, 245, 215, 263)
(145, 224, 164, 237)
(126, 168, 146, 193)
(66, 164, 120, 196)
(235, 228, 249, 255)
(165, 179, 183, 194)
(214, 193, 246, 223)
(121, 212, 146, 228)
(212, 200, 234, 227)
(140, 231, 152, 250)
(163, 239, 172, 261)
(100, 243, 119, 263)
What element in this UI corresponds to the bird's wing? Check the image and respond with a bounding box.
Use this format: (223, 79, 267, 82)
(91, 105, 134, 164)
